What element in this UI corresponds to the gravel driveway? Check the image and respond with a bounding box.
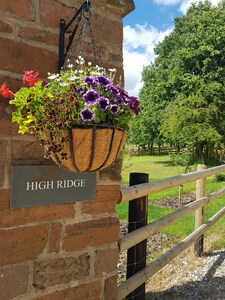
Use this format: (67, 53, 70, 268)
(146, 249, 225, 299)
(119, 193, 225, 299)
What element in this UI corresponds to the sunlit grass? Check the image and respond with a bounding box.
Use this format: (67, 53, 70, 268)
(116, 154, 225, 246)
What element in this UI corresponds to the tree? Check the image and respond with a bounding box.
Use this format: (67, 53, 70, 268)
(135, 0, 225, 162)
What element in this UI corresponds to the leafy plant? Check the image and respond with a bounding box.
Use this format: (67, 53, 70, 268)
(134, 1, 225, 161)
(213, 173, 225, 182)
(169, 146, 195, 174)
(0, 57, 140, 158)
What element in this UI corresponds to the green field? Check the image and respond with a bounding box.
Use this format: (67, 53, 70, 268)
(116, 155, 225, 250)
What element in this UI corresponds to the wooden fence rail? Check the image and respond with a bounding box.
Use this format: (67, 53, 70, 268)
(117, 164, 225, 299)
(118, 206, 225, 299)
(119, 186, 225, 253)
(119, 164, 225, 204)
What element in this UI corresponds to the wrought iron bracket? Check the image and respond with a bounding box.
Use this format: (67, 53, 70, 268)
(58, 0, 91, 72)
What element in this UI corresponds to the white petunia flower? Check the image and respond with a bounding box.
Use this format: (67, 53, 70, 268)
(48, 74, 59, 80)
(69, 76, 79, 81)
(59, 82, 68, 87)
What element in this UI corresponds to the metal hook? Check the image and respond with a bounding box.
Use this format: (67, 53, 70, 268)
(84, 0, 91, 12)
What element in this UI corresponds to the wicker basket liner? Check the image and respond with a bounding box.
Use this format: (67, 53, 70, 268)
(50, 126, 127, 172)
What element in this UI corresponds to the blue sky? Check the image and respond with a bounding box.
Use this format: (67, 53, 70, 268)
(123, 0, 221, 96)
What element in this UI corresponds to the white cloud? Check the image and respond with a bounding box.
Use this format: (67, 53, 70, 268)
(154, 0, 222, 13)
(123, 49, 149, 97)
(123, 0, 222, 96)
(123, 24, 172, 96)
(179, 0, 221, 13)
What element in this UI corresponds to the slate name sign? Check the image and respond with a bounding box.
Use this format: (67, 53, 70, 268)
(11, 165, 96, 208)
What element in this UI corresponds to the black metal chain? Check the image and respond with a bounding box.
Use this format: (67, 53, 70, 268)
(85, 13, 103, 66)
(69, 9, 103, 67)
(72, 16, 87, 61)
(58, 0, 103, 70)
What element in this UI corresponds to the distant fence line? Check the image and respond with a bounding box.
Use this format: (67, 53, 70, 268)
(126, 146, 225, 160)
(127, 146, 177, 156)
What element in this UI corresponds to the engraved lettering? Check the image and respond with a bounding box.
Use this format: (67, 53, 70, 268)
(46, 181, 54, 189)
(57, 180, 63, 188)
(27, 182, 35, 191)
(38, 181, 46, 190)
(80, 179, 86, 187)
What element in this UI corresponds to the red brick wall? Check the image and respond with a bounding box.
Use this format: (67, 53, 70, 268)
(0, 184, 122, 300)
(0, 0, 134, 299)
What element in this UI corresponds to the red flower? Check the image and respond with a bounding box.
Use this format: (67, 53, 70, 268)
(23, 70, 39, 87)
(0, 82, 13, 98)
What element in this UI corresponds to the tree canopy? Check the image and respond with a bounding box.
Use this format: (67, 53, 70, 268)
(130, 0, 225, 162)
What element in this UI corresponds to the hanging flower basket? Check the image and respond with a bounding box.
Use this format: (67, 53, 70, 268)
(48, 125, 127, 172)
(0, 57, 140, 173)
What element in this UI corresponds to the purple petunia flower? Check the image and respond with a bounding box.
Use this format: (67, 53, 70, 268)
(116, 95, 123, 104)
(84, 76, 96, 86)
(114, 86, 130, 104)
(76, 87, 85, 95)
(110, 105, 120, 114)
(127, 96, 141, 115)
(109, 85, 119, 95)
(117, 87, 129, 98)
(42, 81, 48, 87)
(83, 89, 100, 106)
(96, 76, 111, 86)
(98, 97, 109, 111)
(80, 108, 95, 121)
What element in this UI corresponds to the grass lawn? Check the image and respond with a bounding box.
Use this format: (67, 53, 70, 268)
(116, 155, 225, 248)
(121, 154, 181, 184)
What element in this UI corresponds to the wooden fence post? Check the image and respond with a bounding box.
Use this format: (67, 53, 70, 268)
(194, 164, 206, 256)
(126, 173, 149, 300)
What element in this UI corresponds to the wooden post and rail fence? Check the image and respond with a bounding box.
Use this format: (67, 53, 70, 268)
(117, 164, 225, 299)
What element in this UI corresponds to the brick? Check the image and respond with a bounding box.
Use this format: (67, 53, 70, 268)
(0, 140, 10, 186)
(0, 203, 74, 228)
(0, 120, 15, 137)
(109, 52, 123, 66)
(63, 217, 120, 251)
(0, 189, 9, 210)
(35, 280, 101, 300)
(0, 0, 34, 21)
(49, 223, 63, 253)
(33, 254, 90, 288)
(94, 248, 119, 275)
(39, 0, 75, 28)
(0, 264, 29, 299)
(69, 42, 109, 65)
(104, 275, 118, 300)
(100, 156, 123, 182)
(105, 0, 135, 17)
(90, 14, 123, 49)
(18, 27, 58, 47)
(0, 20, 13, 33)
(0, 38, 58, 77)
(0, 98, 14, 122)
(11, 138, 46, 162)
(81, 185, 120, 215)
(0, 224, 49, 266)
